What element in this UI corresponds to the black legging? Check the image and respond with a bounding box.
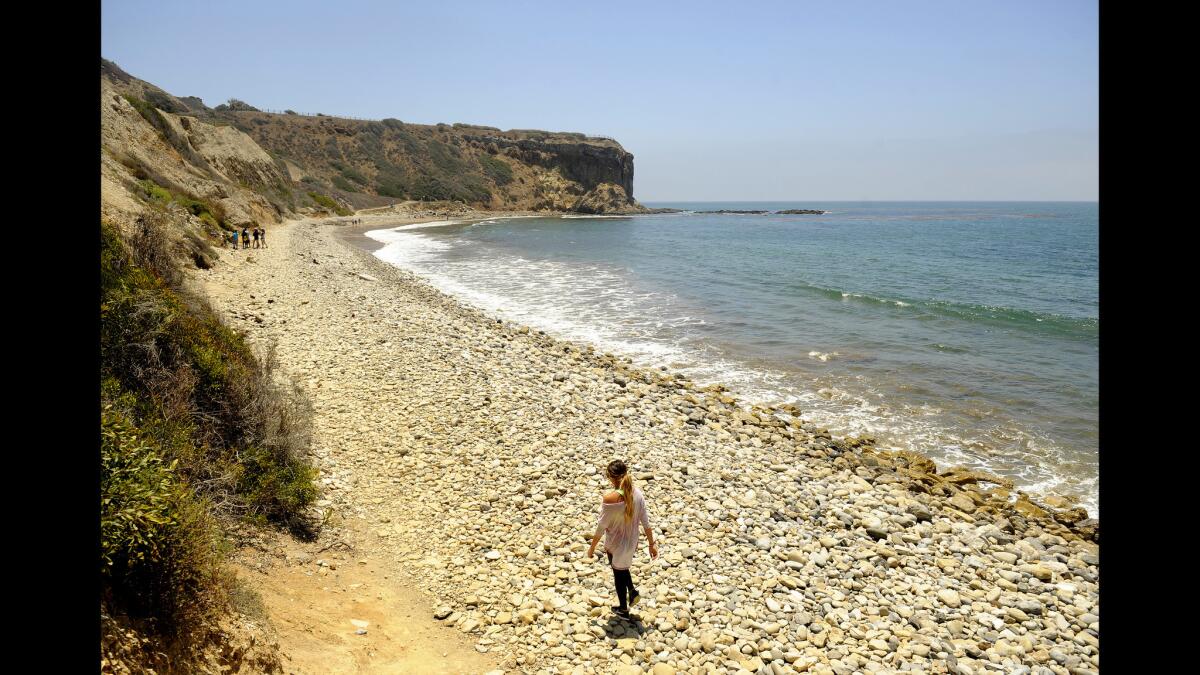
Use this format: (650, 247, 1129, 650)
(607, 552, 637, 609)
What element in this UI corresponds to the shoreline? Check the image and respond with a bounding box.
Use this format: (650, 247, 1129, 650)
(201, 215, 1099, 674)
(346, 212, 1098, 524)
(332, 207, 552, 253)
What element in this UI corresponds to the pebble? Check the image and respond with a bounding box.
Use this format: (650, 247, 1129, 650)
(938, 589, 962, 608)
(197, 217, 1102, 675)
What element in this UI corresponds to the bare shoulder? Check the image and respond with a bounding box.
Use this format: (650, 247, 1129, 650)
(602, 491, 624, 504)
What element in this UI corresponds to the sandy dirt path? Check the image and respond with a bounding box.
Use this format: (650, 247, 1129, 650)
(200, 217, 503, 675)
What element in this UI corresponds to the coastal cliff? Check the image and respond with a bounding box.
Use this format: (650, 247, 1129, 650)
(218, 114, 645, 214)
(101, 58, 646, 223)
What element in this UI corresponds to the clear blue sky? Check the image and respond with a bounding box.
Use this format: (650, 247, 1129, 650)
(101, 0, 1098, 201)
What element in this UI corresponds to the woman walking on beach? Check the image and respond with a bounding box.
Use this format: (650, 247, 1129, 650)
(587, 460, 658, 618)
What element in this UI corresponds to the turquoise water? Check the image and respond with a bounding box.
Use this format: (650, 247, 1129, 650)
(367, 202, 1098, 515)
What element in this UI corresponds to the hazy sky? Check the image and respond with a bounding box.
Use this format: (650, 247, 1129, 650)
(101, 0, 1098, 201)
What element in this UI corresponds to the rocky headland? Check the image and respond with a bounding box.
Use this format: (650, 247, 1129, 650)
(196, 213, 1100, 675)
(102, 57, 650, 227)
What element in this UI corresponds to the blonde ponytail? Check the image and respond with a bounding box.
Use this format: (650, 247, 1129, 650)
(607, 459, 637, 522)
(620, 473, 635, 522)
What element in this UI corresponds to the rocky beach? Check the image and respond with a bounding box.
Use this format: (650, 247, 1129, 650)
(198, 214, 1099, 675)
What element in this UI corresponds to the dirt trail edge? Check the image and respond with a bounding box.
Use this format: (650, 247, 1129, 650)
(199, 217, 503, 675)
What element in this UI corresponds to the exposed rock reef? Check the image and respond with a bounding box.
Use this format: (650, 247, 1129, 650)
(195, 214, 1100, 675)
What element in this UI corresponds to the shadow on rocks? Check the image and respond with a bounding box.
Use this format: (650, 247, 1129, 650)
(602, 614, 648, 640)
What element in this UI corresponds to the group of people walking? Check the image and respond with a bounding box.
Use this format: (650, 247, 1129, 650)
(230, 226, 268, 250)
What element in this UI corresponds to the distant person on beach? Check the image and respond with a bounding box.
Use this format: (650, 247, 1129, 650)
(260, 227, 268, 248)
(253, 228, 261, 248)
(587, 460, 658, 619)
(231, 230, 238, 249)
(241, 227, 250, 249)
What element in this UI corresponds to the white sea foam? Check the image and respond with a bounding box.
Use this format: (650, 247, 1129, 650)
(561, 214, 634, 219)
(366, 222, 1099, 518)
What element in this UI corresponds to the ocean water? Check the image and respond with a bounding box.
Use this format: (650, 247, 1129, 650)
(366, 202, 1099, 516)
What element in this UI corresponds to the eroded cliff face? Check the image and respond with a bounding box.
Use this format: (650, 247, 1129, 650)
(101, 78, 291, 233)
(460, 134, 636, 201)
(224, 113, 645, 213)
(100, 58, 646, 222)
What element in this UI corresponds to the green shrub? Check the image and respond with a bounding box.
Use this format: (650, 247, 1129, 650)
(138, 179, 173, 204)
(224, 98, 259, 112)
(377, 181, 407, 198)
(135, 180, 227, 230)
(326, 160, 369, 192)
(122, 94, 169, 131)
(236, 443, 319, 526)
(479, 154, 513, 186)
(143, 88, 186, 114)
(101, 404, 183, 575)
(307, 191, 352, 216)
(100, 220, 318, 531)
(101, 402, 225, 633)
(340, 166, 369, 185)
(425, 139, 465, 174)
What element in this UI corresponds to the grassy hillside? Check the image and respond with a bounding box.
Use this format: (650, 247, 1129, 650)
(100, 214, 317, 667)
